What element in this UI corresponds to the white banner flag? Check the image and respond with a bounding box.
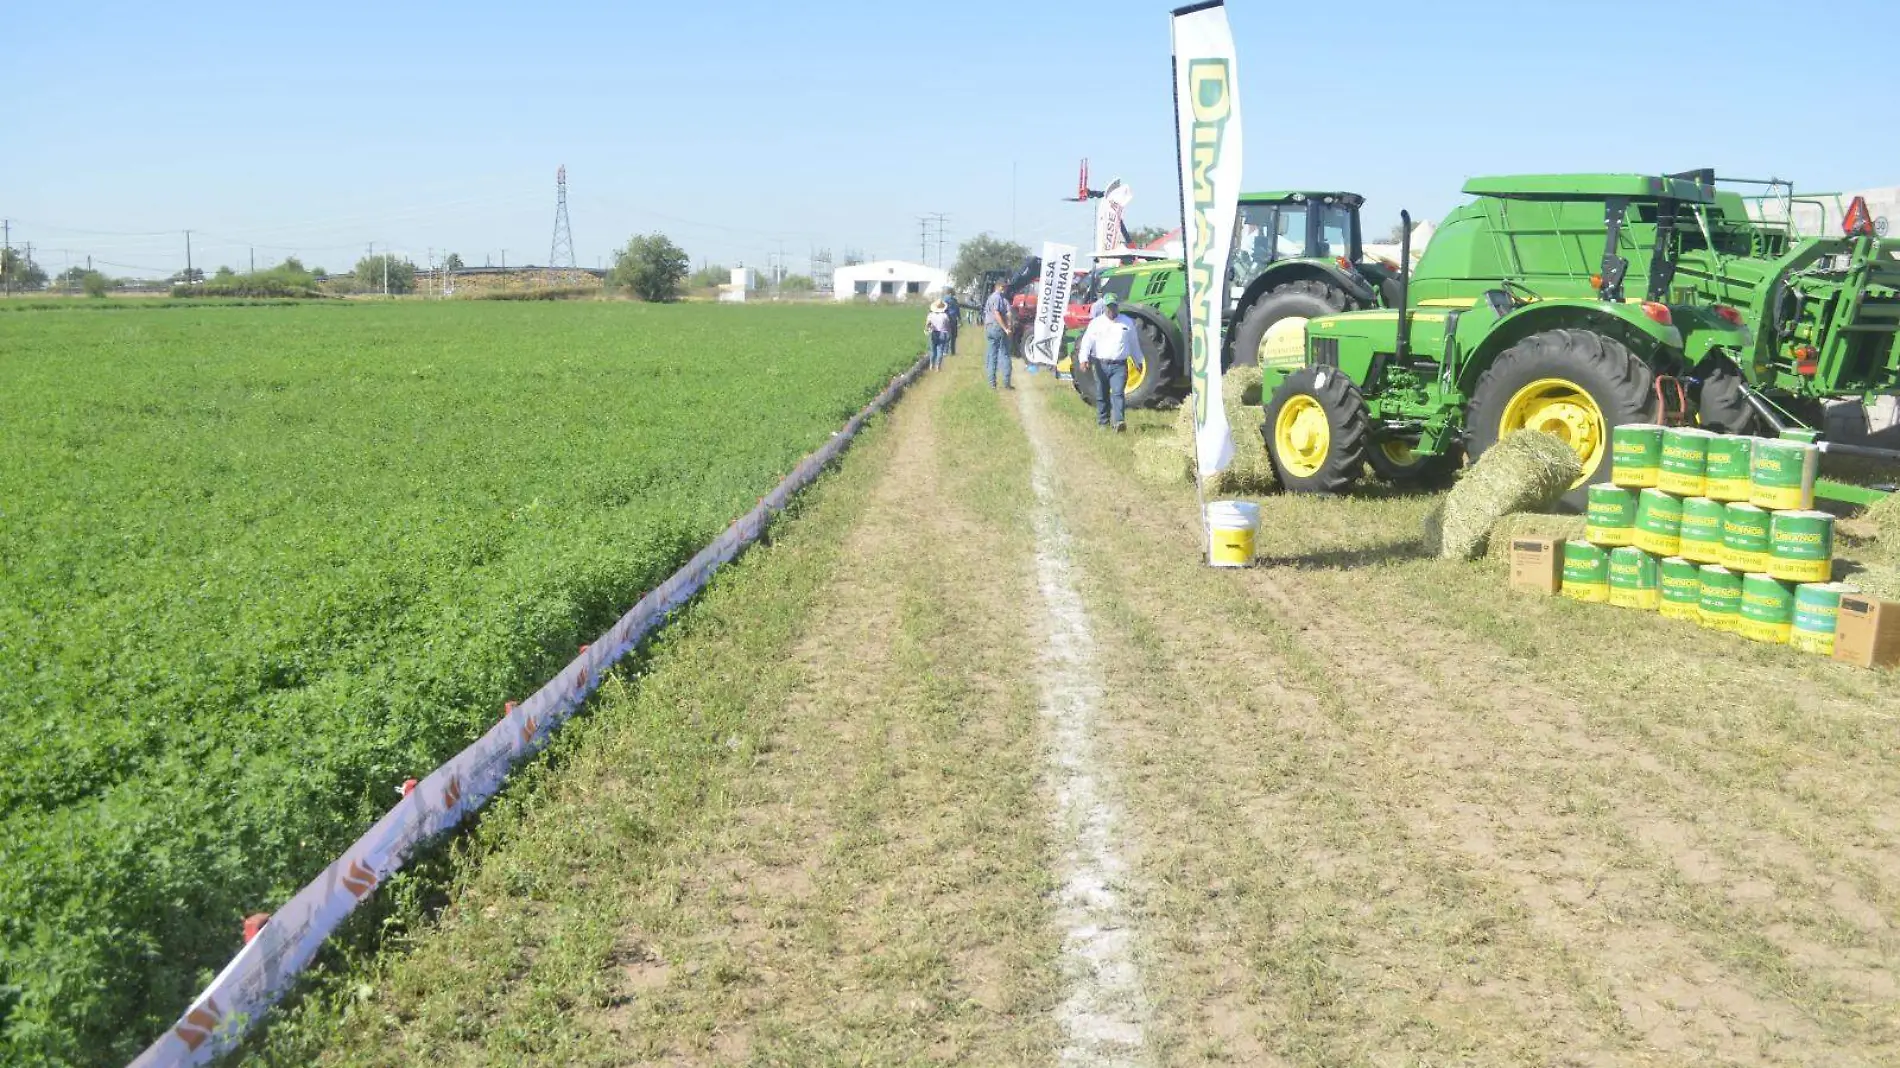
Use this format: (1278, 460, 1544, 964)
(1173, 1, 1241, 478)
(1028, 242, 1076, 367)
(1094, 179, 1135, 257)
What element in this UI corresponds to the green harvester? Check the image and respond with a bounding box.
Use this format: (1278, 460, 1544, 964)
(1255, 172, 1900, 507)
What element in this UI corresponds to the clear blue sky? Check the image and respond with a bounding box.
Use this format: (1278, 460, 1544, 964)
(6, 0, 1896, 280)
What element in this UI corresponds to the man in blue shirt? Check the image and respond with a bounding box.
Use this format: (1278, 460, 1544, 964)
(983, 281, 1014, 390)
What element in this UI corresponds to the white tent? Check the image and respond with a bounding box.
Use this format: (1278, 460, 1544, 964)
(832, 260, 950, 301)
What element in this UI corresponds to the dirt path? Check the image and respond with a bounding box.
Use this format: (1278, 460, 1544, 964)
(256, 363, 1900, 1067)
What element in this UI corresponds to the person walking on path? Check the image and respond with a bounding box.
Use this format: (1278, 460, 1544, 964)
(1076, 293, 1138, 431)
(984, 281, 1014, 390)
(941, 291, 962, 354)
(925, 300, 952, 371)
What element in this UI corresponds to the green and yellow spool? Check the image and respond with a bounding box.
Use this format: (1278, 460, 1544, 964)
(1608, 547, 1660, 610)
(1698, 565, 1743, 632)
(1561, 540, 1610, 603)
(1791, 582, 1850, 655)
(1677, 497, 1726, 564)
(1721, 502, 1772, 573)
(1750, 438, 1820, 510)
(1658, 427, 1713, 497)
(1611, 423, 1664, 488)
(1659, 556, 1702, 621)
(1585, 484, 1637, 546)
(1738, 573, 1795, 644)
(1633, 488, 1683, 557)
(1704, 434, 1754, 502)
(1767, 510, 1834, 584)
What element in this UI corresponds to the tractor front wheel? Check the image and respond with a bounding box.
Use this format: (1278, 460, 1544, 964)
(1466, 329, 1655, 510)
(1121, 311, 1186, 410)
(1229, 280, 1350, 368)
(1366, 436, 1459, 487)
(1261, 366, 1369, 494)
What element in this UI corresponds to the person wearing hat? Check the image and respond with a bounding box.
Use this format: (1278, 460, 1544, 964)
(1075, 292, 1138, 430)
(925, 299, 952, 371)
(941, 290, 962, 353)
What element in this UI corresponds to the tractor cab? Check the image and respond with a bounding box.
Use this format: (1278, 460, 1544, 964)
(1230, 191, 1366, 300)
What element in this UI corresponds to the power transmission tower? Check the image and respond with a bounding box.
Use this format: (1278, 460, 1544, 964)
(810, 247, 834, 293)
(548, 165, 576, 283)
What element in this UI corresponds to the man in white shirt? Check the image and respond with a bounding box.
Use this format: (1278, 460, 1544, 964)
(1076, 292, 1139, 431)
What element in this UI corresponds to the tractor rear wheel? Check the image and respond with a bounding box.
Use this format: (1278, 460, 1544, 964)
(1261, 366, 1369, 494)
(1121, 309, 1187, 410)
(1228, 280, 1350, 368)
(1466, 328, 1655, 511)
(1695, 360, 1755, 434)
(1366, 436, 1459, 486)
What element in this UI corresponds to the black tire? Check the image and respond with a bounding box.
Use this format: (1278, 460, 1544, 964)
(1366, 436, 1460, 486)
(1466, 328, 1656, 511)
(1121, 307, 1188, 410)
(1071, 339, 1100, 405)
(1227, 280, 1350, 368)
(1260, 366, 1369, 494)
(1696, 360, 1756, 434)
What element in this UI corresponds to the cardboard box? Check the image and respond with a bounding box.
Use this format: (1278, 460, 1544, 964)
(1508, 536, 1564, 595)
(1834, 594, 1900, 669)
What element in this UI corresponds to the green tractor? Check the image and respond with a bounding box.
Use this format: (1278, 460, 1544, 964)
(1072, 191, 1403, 410)
(1258, 174, 1757, 508)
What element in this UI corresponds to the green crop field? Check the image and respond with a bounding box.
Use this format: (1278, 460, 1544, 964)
(0, 299, 920, 1065)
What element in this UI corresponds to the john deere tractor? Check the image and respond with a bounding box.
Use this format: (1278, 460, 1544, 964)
(1258, 174, 1756, 508)
(1072, 191, 1402, 409)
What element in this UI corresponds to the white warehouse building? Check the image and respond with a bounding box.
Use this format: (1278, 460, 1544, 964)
(832, 260, 950, 301)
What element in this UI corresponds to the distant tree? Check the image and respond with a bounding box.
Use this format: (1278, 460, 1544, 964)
(168, 267, 205, 285)
(3, 248, 49, 290)
(780, 274, 815, 293)
(280, 257, 307, 275)
(81, 271, 109, 298)
(1386, 221, 1408, 243)
(688, 263, 730, 289)
(611, 233, 690, 302)
(353, 254, 416, 295)
(1125, 224, 1172, 247)
(54, 266, 89, 288)
(442, 252, 464, 271)
(311, 266, 328, 279)
(949, 233, 1031, 290)
(213, 265, 238, 281)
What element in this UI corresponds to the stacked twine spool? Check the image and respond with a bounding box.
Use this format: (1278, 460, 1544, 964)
(1562, 425, 1852, 655)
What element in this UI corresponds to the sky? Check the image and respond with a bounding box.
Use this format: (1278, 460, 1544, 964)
(6, 0, 1898, 281)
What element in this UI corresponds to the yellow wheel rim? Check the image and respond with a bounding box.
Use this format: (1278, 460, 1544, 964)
(1126, 351, 1148, 393)
(1378, 439, 1420, 468)
(1498, 377, 1605, 488)
(1274, 394, 1331, 478)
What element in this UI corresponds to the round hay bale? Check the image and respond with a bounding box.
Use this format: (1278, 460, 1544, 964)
(1859, 493, 1900, 568)
(1837, 558, 1900, 601)
(1429, 430, 1582, 560)
(1481, 513, 1589, 564)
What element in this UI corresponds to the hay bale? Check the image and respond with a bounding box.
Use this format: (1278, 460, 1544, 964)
(1860, 493, 1900, 568)
(1481, 513, 1589, 563)
(1134, 436, 1192, 487)
(1180, 367, 1280, 495)
(1838, 558, 1900, 601)
(1426, 430, 1582, 560)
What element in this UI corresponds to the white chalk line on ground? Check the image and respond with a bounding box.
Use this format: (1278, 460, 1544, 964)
(1015, 384, 1151, 1067)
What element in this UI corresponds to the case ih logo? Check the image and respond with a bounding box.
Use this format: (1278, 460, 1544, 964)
(174, 998, 223, 1051)
(340, 858, 379, 898)
(441, 774, 463, 811)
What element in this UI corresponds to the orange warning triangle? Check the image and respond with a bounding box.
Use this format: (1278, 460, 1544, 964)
(1843, 196, 1875, 237)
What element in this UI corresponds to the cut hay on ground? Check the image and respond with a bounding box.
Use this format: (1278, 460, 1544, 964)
(1134, 436, 1192, 487)
(1861, 493, 1900, 568)
(1481, 513, 1589, 564)
(1424, 431, 1581, 561)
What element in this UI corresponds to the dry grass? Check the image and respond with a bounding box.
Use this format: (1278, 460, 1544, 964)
(1036, 378, 1900, 1066)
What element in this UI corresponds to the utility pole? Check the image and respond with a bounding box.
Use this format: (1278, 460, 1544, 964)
(919, 217, 930, 263)
(3, 218, 9, 297)
(184, 231, 192, 283)
(383, 250, 389, 297)
(249, 247, 255, 275)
